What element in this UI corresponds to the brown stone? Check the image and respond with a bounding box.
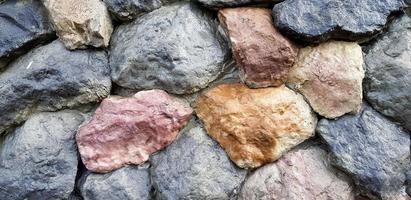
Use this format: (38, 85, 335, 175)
(287, 41, 365, 118)
(76, 90, 192, 173)
(195, 83, 317, 169)
(218, 8, 298, 88)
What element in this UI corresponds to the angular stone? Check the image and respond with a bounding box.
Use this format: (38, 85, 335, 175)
(151, 120, 247, 199)
(76, 90, 193, 173)
(0, 40, 111, 134)
(219, 8, 298, 88)
(195, 83, 317, 169)
(0, 0, 54, 69)
(197, 0, 280, 9)
(364, 15, 411, 131)
(287, 41, 364, 118)
(110, 2, 230, 94)
(0, 111, 84, 200)
(43, 0, 113, 49)
(317, 103, 410, 200)
(273, 0, 405, 43)
(239, 142, 355, 200)
(78, 166, 151, 200)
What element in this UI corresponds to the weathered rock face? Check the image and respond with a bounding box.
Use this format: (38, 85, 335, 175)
(239, 142, 355, 200)
(76, 90, 193, 173)
(364, 15, 411, 131)
(317, 103, 410, 200)
(78, 166, 151, 200)
(273, 0, 405, 43)
(151, 120, 247, 199)
(109, 2, 230, 94)
(198, 0, 280, 9)
(0, 0, 54, 69)
(195, 83, 317, 169)
(42, 0, 113, 49)
(219, 8, 298, 88)
(0, 40, 111, 134)
(287, 41, 364, 119)
(0, 111, 84, 200)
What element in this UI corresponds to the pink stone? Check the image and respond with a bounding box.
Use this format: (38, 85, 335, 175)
(76, 90, 192, 173)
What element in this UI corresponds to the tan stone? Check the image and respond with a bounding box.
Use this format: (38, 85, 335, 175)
(43, 0, 113, 49)
(195, 83, 317, 169)
(287, 41, 364, 118)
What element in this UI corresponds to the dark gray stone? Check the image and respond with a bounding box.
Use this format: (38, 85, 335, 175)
(197, 0, 280, 9)
(364, 15, 411, 131)
(109, 2, 230, 94)
(272, 0, 405, 43)
(317, 103, 410, 200)
(78, 166, 151, 200)
(0, 40, 111, 134)
(0, 0, 54, 69)
(150, 120, 247, 199)
(0, 110, 85, 200)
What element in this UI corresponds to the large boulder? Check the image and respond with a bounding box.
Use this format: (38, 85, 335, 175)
(198, 0, 280, 9)
(0, 40, 111, 134)
(317, 103, 410, 200)
(0, 0, 54, 69)
(195, 83, 317, 169)
(0, 111, 84, 200)
(287, 41, 365, 118)
(76, 90, 193, 173)
(109, 2, 230, 94)
(364, 15, 411, 131)
(42, 0, 113, 49)
(272, 0, 405, 43)
(151, 120, 247, 199)
(218, 7, 298, 88)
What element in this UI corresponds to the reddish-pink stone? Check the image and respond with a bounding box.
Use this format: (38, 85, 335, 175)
(76, 90, 193, 173)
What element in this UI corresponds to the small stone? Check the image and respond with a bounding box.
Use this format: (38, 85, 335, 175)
(195, 83, 317, 169)
(150, 120, 247, 199)
(42, 0, 113, 49)
(0, 40, 111, 134)
(364, 15, 411, 131)
(287, 41, 364, 118)
(218, 8, 298, 88)
(76, 90, 193, 173)
(0, 111, 84, 200)
(78, 166, 151, 200)
(197, 0, 280, 9)
(273, 0, 405, 43)
(239, 142, 355, 200)
(109, 2, 230, 94)
(317, 103, 410, 200)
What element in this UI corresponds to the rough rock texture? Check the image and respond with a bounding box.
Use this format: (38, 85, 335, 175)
(287, 41, 364, 118)
(273, 0, 405, 43)
(78, 166, 151, 200)
(0, 0, 54, 69)
(151, 120, 247, 199)
(317, 103, 410, 200)
(239, 142, 355, 200)
(76, 90, 193, 173)
(0, 111, 84, 200)
(218, 8, 298, 88)
(110, 2, 230, 94)
(42, 0, 113, 49)
(198, 0, 280, 9)
(0, 40, 111, 134)
(195, 83, 317, 169)
(364, 15, 411, 131)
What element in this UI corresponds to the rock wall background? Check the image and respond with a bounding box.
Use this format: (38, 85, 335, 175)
(0, 0, 410, 200)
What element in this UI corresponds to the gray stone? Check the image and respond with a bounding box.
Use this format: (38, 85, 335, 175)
(0, 40, 111, 134)
(109, 2, 230, 94)
(272, 0, 405, 43)
(0, 0, 54, 69)
(150, 120, 247, 199)
(0, 110, 85, 200)
(364, 15, 411, 131)
(197, 0, 280, 9)
(78, 166, 151, 200)
(317, 103, 410, 200)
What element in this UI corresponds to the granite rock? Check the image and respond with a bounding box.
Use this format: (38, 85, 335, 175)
(198, 0, 280, 9)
